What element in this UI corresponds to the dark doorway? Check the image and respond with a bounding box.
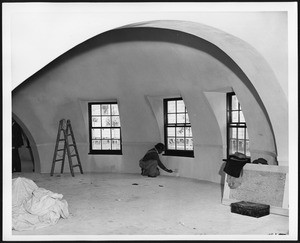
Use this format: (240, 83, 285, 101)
(12, 119, 35, 172)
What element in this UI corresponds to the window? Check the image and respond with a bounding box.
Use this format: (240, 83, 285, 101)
(88, 102, 122, 154)
(163, 98, 194, 157)
(227, 93, 250, 157)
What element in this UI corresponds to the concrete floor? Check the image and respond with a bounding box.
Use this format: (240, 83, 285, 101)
(11, 172, 289, 240)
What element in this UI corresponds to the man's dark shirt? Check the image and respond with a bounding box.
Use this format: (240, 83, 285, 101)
(141, 148, 168, 171)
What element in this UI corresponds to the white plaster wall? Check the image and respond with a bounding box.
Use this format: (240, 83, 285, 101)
(203, 92, 227, 158)
(12, 36, 279, 183)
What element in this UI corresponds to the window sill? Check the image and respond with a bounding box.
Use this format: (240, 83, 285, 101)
(163, 151, 194, 158)
(89, 151, 122, 155)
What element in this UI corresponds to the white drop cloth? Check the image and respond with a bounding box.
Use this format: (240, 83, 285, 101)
(12, 177, 69, 231)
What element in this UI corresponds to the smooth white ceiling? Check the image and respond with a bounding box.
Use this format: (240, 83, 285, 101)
(3, 2, 294, 98)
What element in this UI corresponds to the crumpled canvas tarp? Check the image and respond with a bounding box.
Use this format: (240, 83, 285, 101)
(12, 177, 69, 231)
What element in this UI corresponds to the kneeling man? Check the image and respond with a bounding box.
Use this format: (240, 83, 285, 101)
(139, 143, 173, 177)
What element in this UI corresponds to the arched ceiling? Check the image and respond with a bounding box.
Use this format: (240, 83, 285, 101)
(12, 19, 289, 165)
(13, 23, 276, 144)
(5, 4, 290, 97)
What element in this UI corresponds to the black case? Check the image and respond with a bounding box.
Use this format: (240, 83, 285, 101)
(230, 201, 270, 218)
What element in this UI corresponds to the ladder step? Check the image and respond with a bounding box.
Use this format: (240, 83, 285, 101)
(51, 119, 83, 177)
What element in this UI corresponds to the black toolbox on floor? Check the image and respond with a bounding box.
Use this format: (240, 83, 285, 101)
(230, 201, 270, 218)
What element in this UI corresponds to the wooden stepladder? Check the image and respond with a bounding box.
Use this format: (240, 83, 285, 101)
(51, 119, 83, 177)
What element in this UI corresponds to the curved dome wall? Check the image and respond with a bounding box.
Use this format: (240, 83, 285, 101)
(12, 21, 287, 183)
(127, 21, 287, 165)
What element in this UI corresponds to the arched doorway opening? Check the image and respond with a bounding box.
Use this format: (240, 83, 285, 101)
(12, 113, 40, 173)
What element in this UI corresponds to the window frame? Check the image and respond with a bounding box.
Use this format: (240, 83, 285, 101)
(88, 102, 122, 155)
(226, 92, 250, 158)
(163, 97, 194, 157)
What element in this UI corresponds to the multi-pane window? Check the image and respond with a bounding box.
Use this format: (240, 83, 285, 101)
(88, 102, 122, 154)
(227, 93, 250, 157)
(164, 98, 194, 157)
